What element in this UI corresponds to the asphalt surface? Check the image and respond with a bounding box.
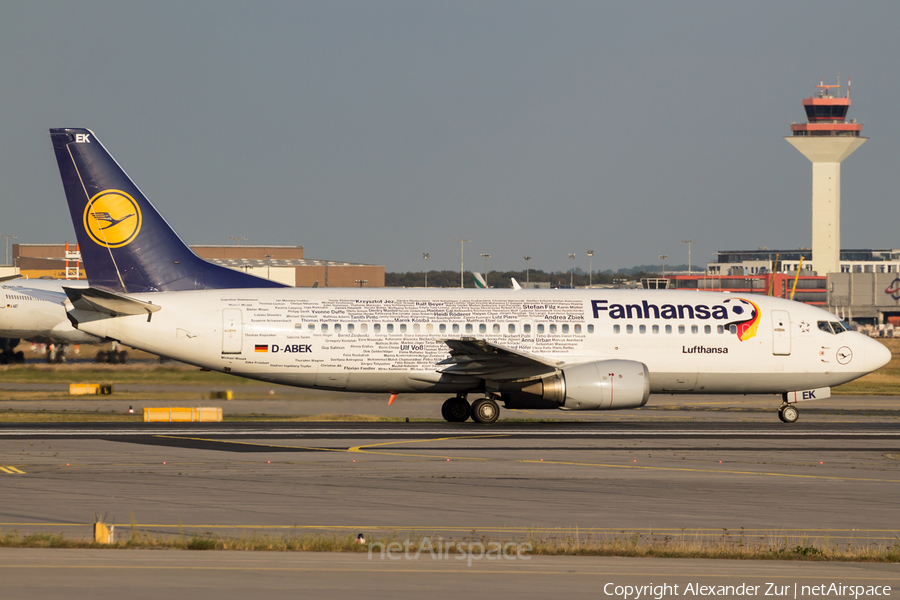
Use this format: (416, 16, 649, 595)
(0, 549, 897, 600)
(1, 403, 899, 597)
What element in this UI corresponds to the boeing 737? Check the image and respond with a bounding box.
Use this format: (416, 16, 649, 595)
(50, 128, 891, 423)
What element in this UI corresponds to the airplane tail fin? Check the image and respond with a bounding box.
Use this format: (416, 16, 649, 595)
(49, 128, 286, 293)
(473, 272, 488, 289)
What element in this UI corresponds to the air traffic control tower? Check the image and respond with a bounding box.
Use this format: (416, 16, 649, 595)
(786, 79, 866, 275)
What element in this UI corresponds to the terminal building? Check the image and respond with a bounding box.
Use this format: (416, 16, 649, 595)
(9, 243, 385, 288)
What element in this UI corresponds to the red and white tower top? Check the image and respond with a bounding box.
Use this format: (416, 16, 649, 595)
(790, 78, 863, 137)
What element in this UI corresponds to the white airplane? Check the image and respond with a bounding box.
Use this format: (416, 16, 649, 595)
(51, 128, 891, 423)
(0, 276, 98, 363)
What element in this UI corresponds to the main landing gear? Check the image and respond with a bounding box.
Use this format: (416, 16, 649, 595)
(441, 395, 500, 424)
(778, 404, 799, 424)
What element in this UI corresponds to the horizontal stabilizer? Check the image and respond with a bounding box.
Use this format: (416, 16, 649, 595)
(1, 284, 68, 305)
(0, 275, 23, 283)
(64, 286, 161, 317)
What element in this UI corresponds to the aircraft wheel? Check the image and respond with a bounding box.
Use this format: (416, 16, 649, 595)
(117, 350, 129, 364)
(779, 405, 799, 424)
(96, 351, 108, 363)
(471, 398, 500, 424)
(441, 397, 470, 423)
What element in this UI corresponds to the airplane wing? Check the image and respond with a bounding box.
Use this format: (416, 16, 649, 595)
(438, 338, 562, 381)
(0, 275, 23, 283)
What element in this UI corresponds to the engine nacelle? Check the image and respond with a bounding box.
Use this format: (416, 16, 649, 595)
(521, 359, 650, 410)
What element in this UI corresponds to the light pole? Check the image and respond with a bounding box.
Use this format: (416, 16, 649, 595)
(568, 253, 576, 288)
(423, 253, 429, 287)
(682, 240, 696, 275)
(523, 256, 532, 284)
(659, 255, 668, 278)
(586, 250, 594, 287)
(0, 234, 16, 266)
(481, 253, 490, 288)
(265, 254, 272, 279)
(454, 239, 470, 288)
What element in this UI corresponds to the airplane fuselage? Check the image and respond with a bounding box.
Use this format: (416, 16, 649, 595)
(67, 287, 889, 401)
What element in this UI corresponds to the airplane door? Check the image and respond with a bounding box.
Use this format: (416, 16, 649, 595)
(222, 309, 243, 354)
(771, 310, 791, 356)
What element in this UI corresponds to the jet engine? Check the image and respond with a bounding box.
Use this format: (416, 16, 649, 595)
(520, 359, 650, 410)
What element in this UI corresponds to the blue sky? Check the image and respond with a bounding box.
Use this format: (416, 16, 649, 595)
(1, 1, 897, 274)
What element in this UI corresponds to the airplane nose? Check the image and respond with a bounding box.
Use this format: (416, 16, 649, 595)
(864, 337, 892, 372)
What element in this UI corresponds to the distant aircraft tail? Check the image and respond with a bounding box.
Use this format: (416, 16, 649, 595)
(49, 128, 286, 293)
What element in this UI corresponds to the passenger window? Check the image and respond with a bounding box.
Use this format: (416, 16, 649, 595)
(426, 324, 433, 333)
(717, 325, 724, 334)
(374, 323, 381, 333)
(704, 325, 711, 334)
(691, 325, 698, 334)
(639, 325, 646, 334)
(524, 324, 531, 334)
(387, 324, 394, 333)
(574, 324, 581, 334)
(509, 324, 516, 334)
(439, 324, 447, 333)
(678, 325, 685, 334)
(321, 324, 328, 333)
(479, 324, 487, 334)
(562, 324, 569, 334)
(308, 323, 315, 332)
(294, 323, 302, 330)
(465, 324, 473, 334)
(493, 324, 500, 334)
(361, 324, 368, 333)
(549, 324, 557, 334)
(413, 324, 420, 333)
(400, 324, 408, 333)
(537, 324, 545, 334)
(453, 324, 460, 333)
(587, 325, 594, 334)
(730, 325, 737, 334)
(626, 324, 634, 334)
(347, 324, 354, 333)
(652, 325, 659, 334)
(665, 325, 672, 334)
(614, 324, 621, 334)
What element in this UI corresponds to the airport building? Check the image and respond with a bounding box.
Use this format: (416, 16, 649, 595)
(10, 243, 385, 287)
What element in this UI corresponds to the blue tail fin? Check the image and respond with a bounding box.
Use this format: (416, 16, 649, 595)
(49, 128, 286, 293)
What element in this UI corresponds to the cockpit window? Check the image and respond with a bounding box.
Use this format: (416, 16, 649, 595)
(818, 321, 849, 335)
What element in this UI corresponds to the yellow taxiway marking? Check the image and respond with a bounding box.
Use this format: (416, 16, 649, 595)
(518, 458, 900, 483)
(0, 466, 24, 474)
(347, 435, 508, 459)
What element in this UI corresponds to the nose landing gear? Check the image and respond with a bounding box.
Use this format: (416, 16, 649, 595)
(778, 404, 799, 423)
